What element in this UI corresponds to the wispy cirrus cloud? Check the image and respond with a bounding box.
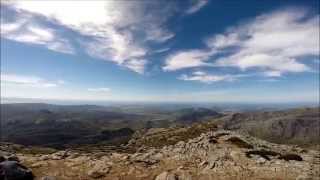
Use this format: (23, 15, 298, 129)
(1, 73, 62, 88)
(87, 88, 111, 93)
(185, 0, 209, 14)
(2, 1, 178, 74)
(153, 47, 171, 54)
(263, 71, 282, 77)
(165, 8, 319, 81)
(1, 13, 74, 54)
(178, 71, 244, 83)
(163, 49, 215, 71)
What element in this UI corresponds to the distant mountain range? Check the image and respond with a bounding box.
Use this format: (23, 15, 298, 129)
(1, 103, 319, 149)
(219, 107, 320, 147)
(0, 103, 222, 148)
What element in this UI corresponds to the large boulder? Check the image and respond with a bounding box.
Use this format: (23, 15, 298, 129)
(0, 161, 34, 180)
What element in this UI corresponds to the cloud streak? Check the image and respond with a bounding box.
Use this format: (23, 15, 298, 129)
(1, 74, 61, 88)
(211, 8, 318, 74)
(1, 12, 74, 54)
(165, 8, 319, 80)
(88, 88, 111, 93)
(185, 0, 209, 14)
(179, 71, 244, 83)
(163, 49, 215, 71)
(2, 1, 178, 74)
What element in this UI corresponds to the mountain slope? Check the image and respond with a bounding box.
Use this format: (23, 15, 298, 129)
(220, 107, 320, 147)
(1, 129, 319, 180)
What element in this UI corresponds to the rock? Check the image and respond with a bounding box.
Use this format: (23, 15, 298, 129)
(121, 155, 129, 160)
(246, 149, 280, 161)
(7, 155, 19, 162)
(40, 176, 57, 180)
(87, 162, 110, 179)
(0, 156, 6, 163)
(155, 171, 177, 180)
(205, 161, 216, 169)
(295, 175, 312, 180)
(39, 155, 50, 161)
(279, 153, 303, 161)
(225, 136, 253, 149)
(176, 141, 185, 147)
(70, 156, 90, 165)
(132, 153, 159, 166)
(68, 152, 79, 159)
(87, 169, 105, 178)
(153, 152, 164, 159)
(208, 138, 218, 144)
(213, 131, 230, 138)
(229, 151, 242, 161)
(199, 161, 208, 167)
(111, 153, 123, 159)
(256, 157, 266, 165)
(50, 151, 69, 160)
(0, 161, 34, 180)
(50, 155, 60, 160)
(179, 171, 192, 180)
(31, 161, 48, 168)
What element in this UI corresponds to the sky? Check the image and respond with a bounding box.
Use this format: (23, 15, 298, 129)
(1, 0, 319, 104)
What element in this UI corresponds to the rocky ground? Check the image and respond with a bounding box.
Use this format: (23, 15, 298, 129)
(1, 129, 320, 180)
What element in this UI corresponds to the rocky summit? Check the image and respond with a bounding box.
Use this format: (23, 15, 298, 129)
(1, 129, 319, 180)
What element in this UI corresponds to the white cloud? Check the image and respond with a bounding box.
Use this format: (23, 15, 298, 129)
(84, 30, 147, 64)
(178, 71, 238, 83)
(166, 8, 319, 77)
(211, 9, 319, 74)
(206, 33, 240, 49)
(153, 47, 171, 53)
(88, 88, 111, 93)
(163, 49, 215, 71)
(1, 74, 60, 88)
(123, 59, 147, 74)
(1, 16, 74, 54)
(263, 71, 282, 77)
(4, 1, 176, 73)
(216, 54, 309, 73)
(185, 0, 209, 14)
(145, 26, 175, 43)
(193, 71, 206, 76)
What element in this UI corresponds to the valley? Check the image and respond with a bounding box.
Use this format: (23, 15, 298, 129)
(0, 103, 319, 179)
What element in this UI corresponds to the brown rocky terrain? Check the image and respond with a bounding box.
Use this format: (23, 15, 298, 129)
(217, 107, 320, 148)
(1, 127, 319, 180)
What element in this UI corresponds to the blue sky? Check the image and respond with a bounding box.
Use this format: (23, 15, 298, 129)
(1, 0, 319, 103)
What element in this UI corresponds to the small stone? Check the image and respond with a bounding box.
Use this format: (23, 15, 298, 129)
(155, 171, 177, 180)
(179, 171, 192, 180)
(295, 175, 312, 180)
(111, 153, 123, 159)
(87, 162, 110, 179)
(31, 162, 48, 168)
(7, 155, 19, 162)
(257, 157, 266, 165)
(39, 155, 50, 161)
(199, 161, 208, 167)
(41, 176, 57, 180)
(206, 161, 216, 169)
(68, 153, 79, 159)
